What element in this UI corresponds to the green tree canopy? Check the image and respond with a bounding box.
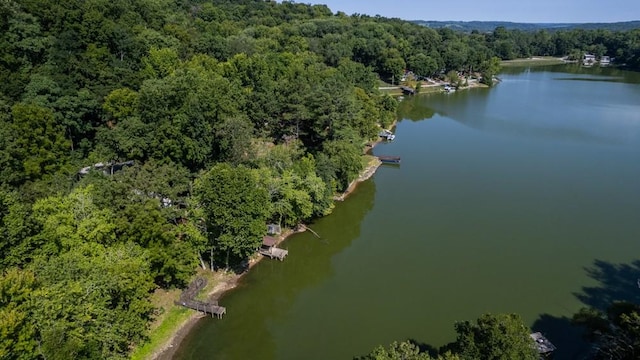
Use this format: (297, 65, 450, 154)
(453, 313, 538, 360)
(194, 163, 270, 267)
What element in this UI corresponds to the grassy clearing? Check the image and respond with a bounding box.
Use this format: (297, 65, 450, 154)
(378, 79, 396, 87)
(416, 86, 444, 94)
(130, 270, 225, 360)
(363, 154, 378, 168)
(379, 88, 403, 96)
(130, 295, 190, 360)
(501, 57, 564, 67)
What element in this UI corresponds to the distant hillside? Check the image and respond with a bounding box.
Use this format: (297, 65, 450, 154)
(412, 20, 640, 32)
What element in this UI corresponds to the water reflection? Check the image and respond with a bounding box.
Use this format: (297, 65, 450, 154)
(397, 97, 436, 121)
(554, 76, 626, 82)
(173, 180, 377, 359)
(173, 66, 640, 360)
(399, 66, 640, 146)
(501, 64, 640, 84)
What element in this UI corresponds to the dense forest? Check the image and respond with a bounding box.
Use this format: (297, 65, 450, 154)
(1, 0, 640, 358)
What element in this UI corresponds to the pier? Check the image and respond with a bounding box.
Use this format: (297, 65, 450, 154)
(530, 332, 556, 356)
(175, 277, 226, 318)
(377, 155, 401, 164)
(259, 236, 288, 261)
(399, 85, 416, 95)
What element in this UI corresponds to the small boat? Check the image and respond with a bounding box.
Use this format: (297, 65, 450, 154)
(377, 156, 401, 164)
(379, 129, 395, 141)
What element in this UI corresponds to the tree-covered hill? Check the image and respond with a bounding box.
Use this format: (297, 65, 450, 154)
(1, 0, 640, 358)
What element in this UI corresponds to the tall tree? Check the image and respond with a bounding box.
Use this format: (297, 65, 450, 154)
(573, 302, 640, 360)
(453, 313, 538, 360)
(194, 163, 269, 267)
(0, 103, 70, 185)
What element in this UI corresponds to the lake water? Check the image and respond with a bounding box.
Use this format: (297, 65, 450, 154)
(174, 65, 640, 359)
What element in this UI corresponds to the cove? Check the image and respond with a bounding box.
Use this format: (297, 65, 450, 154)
(174, 65, 640, 359)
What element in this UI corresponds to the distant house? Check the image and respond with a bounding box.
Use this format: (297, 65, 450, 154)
(583, 53, 596, 66)
(78, 160, 134, 176)
(600, 55, 611, 66)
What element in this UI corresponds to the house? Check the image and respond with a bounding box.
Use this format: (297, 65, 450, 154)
(600, 55, 611, 66)
(267, 224, 281, 235)
(78, 160, 134, 176)
(583, 53, 596, 66)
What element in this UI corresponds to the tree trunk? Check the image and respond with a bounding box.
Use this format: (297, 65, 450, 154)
(199, 252, 206, 270)
(210, 247, 214, 271)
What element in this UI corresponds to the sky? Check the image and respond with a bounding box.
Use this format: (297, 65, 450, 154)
(303, 0, 640, 23)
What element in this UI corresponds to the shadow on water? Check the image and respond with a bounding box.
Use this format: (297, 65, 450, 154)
(532, 314, 589, 360)
(533, 259, 640, 360)
(408, 339, 440, 358)
(574, 259, 640, 311)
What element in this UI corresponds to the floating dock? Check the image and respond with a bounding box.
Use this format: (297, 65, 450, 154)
(377, 155, 401, 164)
(399, 85, 416, 95)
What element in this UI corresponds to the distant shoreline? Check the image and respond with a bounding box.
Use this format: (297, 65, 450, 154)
(501, 56, 566, 67)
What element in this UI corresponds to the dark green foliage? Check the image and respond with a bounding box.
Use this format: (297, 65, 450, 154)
(194, 163, 270, 267)
(573, 302, 640, 359)
(31, 243, 155, 359)
(1, 0, 639, 358)
(0, 103, 70, 186)
(359, 313, 536, 360)
(453, 313, 538, 360)
(357, 341, 435, 360)
(0, 269, 38, 360)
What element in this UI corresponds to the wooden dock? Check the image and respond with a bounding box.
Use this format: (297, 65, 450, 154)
(174, 277, 226, 318)
(259, 236, 288, 260)
(530, 332, 556, 355)
(176, 299, 226, 318)
(377, 155, 401, 164)
(400, 85, 416, 95)
(259, 246, 288, 260)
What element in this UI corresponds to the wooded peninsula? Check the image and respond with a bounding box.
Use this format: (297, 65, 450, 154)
(1, 0, 639, 359)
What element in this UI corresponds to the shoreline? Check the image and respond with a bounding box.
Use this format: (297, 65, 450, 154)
(149, 135, 391, 359)
(152, 227, 306, 360)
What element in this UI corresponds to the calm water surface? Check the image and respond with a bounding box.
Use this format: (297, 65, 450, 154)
(174, 66, 640, 359)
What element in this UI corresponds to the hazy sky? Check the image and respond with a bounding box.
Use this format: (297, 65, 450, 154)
(305, 0, 640, 23)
